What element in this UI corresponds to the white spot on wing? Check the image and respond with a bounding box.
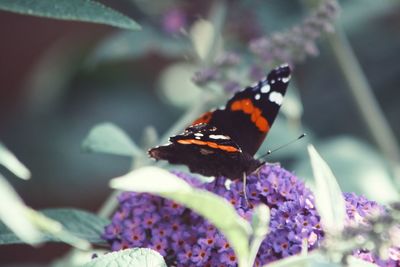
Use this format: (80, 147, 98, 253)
(160, 143, 171, 146)
(269, 91, 283, 105)
(255, 94, 261, 100)
(195, 136, 201, 140)
(194, 133, 203, 137)
(280, 63, 289, 68)
(270, 80, 275, 84)
(200, 148, 214, 155)
(282, 75, 291, 83)
(209, 134, 230, 140)
(260, 84, 270, 94)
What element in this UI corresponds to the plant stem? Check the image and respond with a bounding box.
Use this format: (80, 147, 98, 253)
(327, 26, 400, 185)
(204, 0, 227, 65)
(97, 190, 121, 219)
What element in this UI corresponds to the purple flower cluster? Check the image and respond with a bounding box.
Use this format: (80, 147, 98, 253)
(103, 164, 323, 266)
(191, 1, 340, 93)
(343, 193, 400, 266)
(344, 192, 385, 226)
(102, 164, 399, 266)
(249, 0, 339, 67)
(191, 51, 241, 92)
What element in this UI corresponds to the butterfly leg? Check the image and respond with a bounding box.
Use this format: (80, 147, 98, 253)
(253, 168, 262, 182)
(212, 177, 218, 189)
(242, 172, 249, 207)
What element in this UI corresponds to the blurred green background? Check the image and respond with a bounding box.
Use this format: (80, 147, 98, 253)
(0, 0, 399, 265)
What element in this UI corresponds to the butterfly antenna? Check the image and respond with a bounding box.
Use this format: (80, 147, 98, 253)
(258, 133, 306, 160)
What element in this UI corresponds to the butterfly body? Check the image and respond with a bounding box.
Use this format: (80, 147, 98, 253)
(149, 64, 291, 179)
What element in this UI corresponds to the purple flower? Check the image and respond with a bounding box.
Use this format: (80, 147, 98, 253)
(162, 8, 187, 34)
(150, 237, 168, 256)
(102, 163, 399, 266)
(220, 250, 237, 266)
(215, 52, 241, 67)
(248, 0, 339, 66)
(191, 67, 219, 86)
(344, 192, 385, 226)
(222, 80, 242, 94)
(248, 65, 266, 81)
(343, 193, 400, 266)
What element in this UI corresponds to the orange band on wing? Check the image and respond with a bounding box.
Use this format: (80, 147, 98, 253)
(230, 99, 270, 132)
(191, 111, 213, 125)
(177, 139, 239, 152)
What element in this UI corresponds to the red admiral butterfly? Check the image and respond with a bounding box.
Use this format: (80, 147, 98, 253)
(149, 64, 291, 179)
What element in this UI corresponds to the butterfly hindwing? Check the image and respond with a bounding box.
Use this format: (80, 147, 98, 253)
(148, 124, 260, 178)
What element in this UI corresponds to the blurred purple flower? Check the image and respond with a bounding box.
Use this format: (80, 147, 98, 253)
(162, 8, 187, 34)
(191, 67, 219, 86)
(248, 64, 266, 81)
(344, 192, 385, 226)
(222, 80, 242, 94)
(344, 193, 400, 266)
(102, 164, 399, 266)
(215, 52, 241, 67)
(249, 0, 339, 67)
(191, 1, 339, 95)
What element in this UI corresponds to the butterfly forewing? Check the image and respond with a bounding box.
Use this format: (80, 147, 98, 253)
(149, 64, 291, 178)
(206, 64, 291, 155)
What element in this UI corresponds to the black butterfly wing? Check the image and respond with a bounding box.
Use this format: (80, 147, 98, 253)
(197, 64, 291, 156)
(148, 65, 290, 178)
(148, 124, 260, 178)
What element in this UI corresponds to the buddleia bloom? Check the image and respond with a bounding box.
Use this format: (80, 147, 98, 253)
(192, 0, 340, 91)
(342, 193, 400, 266)
(102, 164, 399, 266)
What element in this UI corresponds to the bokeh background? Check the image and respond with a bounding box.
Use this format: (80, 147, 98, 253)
(0, 0, 400, 265)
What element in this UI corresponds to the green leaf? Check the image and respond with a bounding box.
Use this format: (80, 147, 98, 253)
(89, 27, 191, 64)
(0, 175, 91, 249)
(42, 209, 109, 244)
(83, 248, 167, 267)
(190, 19, 221, 61)
(0, 0, 140, 31)
(0, 174, 42, 244)
(0, 208, 109, 245)
(281, 82, 303, 121)
(82, 122, 143, 157)
(52, 249, 109, 267)
(308, 145, 346, 234)
(347, 256, 379, 267)
(159, 63, 205, 108)
(25, 208, 91, 250)
(249, 204, 270, 266)
(0, 142, 31, 180)
(294, 137, 398, 204)
(110, 166, 252, 267)
(251, 204, 269, 239)
(264, 253, 320, 267)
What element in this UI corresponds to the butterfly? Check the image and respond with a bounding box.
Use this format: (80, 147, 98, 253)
(149, 64, 291, 179)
